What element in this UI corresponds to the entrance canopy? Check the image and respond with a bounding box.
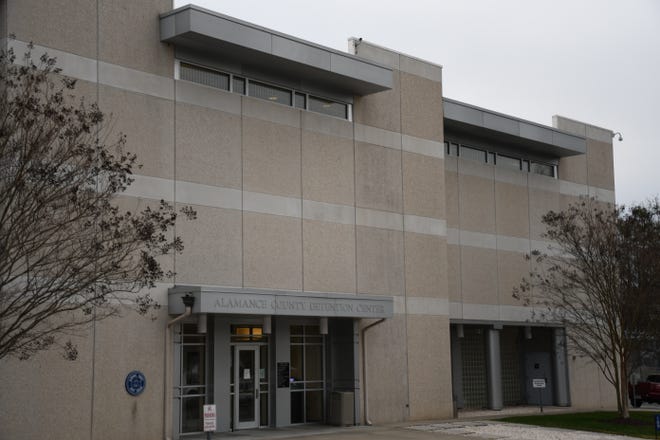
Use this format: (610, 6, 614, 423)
(168, 285, 393, 319)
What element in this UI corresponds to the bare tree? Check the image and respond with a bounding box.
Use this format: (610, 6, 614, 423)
(0, 44, 195, 360)
(515, 198, 660, 419)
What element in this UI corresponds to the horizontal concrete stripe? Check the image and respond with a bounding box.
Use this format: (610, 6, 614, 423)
(496, 235, 531, 254)
(399, 54, 443, 83)
(302, 200, 355, 225)
(123, 174, 174, 201)
(448, 158, 616, 205)
(13, 41, 358, 140)
(11, 40, 98, 83)
(302, 111, 354, 140)
(447, 228, 496, 249)
(405, 297, 449, 316)
(242, 95, 301, 129)
(404, 215, 446, 236)
(99, 61, 173, 100)
(356, 208, 403, 231)
(586, 124, 613, 143)
(402, 134, 444, 159)
(589, 186, 616, 203)
(559, 179, 588, 197)
(446, 228, 564, 256)
(354, 124, 401, 150)
(124, 176, 447, 236)
(175, 79, 241, 115)
(13, 40, 174, 100)
(243, 191, 302, 218)
(176, 181, 241, 210)
(449, 302, 535, 322)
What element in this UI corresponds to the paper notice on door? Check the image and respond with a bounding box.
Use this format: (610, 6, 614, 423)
(260, 368, 265, 379)
(243, 369, 251, 380)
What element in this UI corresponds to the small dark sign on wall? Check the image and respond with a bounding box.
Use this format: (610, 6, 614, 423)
(277, 362, 290, 388)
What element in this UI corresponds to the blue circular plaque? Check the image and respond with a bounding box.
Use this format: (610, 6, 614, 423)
(125, 370, 146, 396)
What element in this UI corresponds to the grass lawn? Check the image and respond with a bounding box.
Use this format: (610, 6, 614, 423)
(500, 411, 659, 439)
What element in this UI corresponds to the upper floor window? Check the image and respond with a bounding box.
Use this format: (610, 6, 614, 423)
(445, 140, 557, 178)
(176, 60, 351, 121)
(180, 62, 229, 91)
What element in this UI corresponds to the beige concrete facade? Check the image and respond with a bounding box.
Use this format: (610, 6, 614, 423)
(0, 1, 618, 439)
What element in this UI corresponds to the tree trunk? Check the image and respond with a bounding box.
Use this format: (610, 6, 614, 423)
(620, 354, 630, 419)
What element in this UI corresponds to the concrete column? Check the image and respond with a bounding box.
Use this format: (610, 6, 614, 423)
(450, 326, 464, 410)
(553, 327, 570, 406)
(213, 316, 231, 432)
(352, 319, 360, 425)
(487, 327, 503, 410)
(274, 318, 291, 427)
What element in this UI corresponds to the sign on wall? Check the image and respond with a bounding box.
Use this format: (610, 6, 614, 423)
(532, 378, 546, 389)
(124, 371, 146, 396)
(168, 288, 394, 319)
(203, 404, 216, 432)
(277, 362, 290, 388)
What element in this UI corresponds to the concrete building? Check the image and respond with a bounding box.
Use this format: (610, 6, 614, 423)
(0, 1, 616, 439)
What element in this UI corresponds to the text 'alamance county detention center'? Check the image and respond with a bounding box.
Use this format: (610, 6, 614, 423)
(214, 296, 386, 315)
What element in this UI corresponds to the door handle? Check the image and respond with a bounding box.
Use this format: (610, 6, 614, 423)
(255, 387, 259, 399)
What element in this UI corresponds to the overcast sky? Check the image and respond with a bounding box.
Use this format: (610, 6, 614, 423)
(174, 0, 660, 206)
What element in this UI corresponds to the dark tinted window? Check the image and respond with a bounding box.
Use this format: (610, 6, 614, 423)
(309, 96, 347, 119)
(249, 80, 292, 106)
(180, 62, 229, 90)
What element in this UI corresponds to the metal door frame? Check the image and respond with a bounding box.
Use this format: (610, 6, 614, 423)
(233, 345, 260, 430)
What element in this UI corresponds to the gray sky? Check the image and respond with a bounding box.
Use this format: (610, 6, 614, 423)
(174, 0, 660, 206)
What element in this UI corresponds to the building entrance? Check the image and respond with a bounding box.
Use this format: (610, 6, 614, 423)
(234, 346, 260, 429)
(230, 325, 269, 430)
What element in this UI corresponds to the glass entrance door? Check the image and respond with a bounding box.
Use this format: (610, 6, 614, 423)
(234, 346, 260, 429)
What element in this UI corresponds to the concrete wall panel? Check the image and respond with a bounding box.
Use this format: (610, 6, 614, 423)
(586, 139, 615, 190)
(99, 85, 174, 179)
(495, 181, 530, 238)
(558, 153, 587, 185)
(528, 188, 559, 241)
(445, 168, 459, 228)
(176, 103, 242, 189)
(400, 72, 443, 142)
(99, 0, 173, 77)
(568, 353, 617, 410)
(497, 250, 530, 307)
(355, 142, 403, 213)
(360, 315, 408, 424)
(406, 315, 453, 419)
(447, 244, 462, 302)
(302, 130, 355, 206)
(404, 233, 446, 298)
(7, 0, 97, 58)
(460, 247, 498, 305)
(175, 205, 242, 287)
(403, 152, 445, 219)
(0, 323, 93, 440)
(353, 70, 401, 133)
(458, 174, 495, 234)
(302, 220, 356, 293)
(243, 212, 302, 290)
(356, 226, 404, 296)
(92, 307, 168, 440)
(243, 117, 301, 198)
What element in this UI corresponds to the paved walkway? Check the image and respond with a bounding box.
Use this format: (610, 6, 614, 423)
(198, 406, 653, 440)
(409, 421, 640, 440)
(203, 421, 641, 440)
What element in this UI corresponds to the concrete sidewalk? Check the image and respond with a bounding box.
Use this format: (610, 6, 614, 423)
(197, 406, 643, 440)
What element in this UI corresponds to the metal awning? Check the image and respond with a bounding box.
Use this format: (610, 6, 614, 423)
(444, 98, 586, 157)
(160, 5, 393, 96)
